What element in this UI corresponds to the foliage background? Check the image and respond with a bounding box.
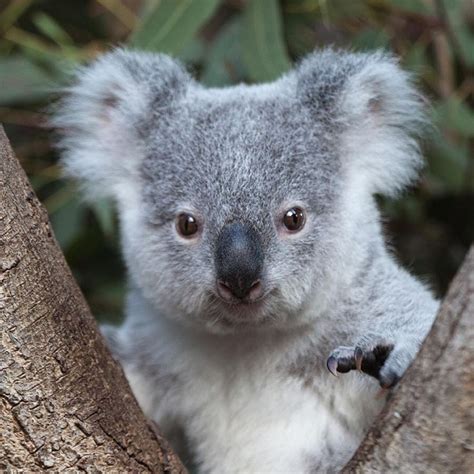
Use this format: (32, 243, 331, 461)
(1, 0, 472, 322)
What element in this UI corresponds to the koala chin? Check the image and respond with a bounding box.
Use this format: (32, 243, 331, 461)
(52, 48, 439, 473)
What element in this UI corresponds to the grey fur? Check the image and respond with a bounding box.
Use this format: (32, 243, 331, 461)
(52, 47, 438, 473)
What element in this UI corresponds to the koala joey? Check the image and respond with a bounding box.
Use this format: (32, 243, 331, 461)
(52, 48, 439, 473)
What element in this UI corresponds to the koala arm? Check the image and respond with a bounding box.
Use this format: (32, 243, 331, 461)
(100, 323, 157, 412)
(328, 258, 439, 388)
(101, 320, 183, 425)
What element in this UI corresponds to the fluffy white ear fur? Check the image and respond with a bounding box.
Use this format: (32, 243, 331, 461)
(50, 48, 189, 200)
(339, 53, 427, 197)
(297, 50, 428, 197)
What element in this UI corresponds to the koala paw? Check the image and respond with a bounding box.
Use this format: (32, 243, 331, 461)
(327, 336, 401, 388)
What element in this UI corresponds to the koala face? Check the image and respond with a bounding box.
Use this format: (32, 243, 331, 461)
(53, 49, 425, 333)
(124, 89, 343, 331)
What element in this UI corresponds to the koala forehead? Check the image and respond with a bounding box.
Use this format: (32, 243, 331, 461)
(55, 47, 426, 222)
(139, 82, 341, 227)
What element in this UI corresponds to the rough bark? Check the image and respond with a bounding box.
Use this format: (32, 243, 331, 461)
(343, 245, 474, 473)
(0, 126, 185, 472)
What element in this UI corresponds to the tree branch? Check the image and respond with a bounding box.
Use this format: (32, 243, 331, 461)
(0, 126, 186, 472)
(343, 245, 474, 472)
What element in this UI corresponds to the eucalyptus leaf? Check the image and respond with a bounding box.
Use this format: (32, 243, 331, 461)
(201, 18, 244, 86)
(32, 12, 73, 46)
(0, 0, 34, 31)
(353, 28, 390, 50)
(389, 0, 431, 14)
(320, 0, 373, 20)
(241, 0, 292, 83)
(50, 193, 86, 250)
(433, 98, 474, 138)
(0, 56, 55, 105)
(91, 198, 115, 238)
(284, 15, 317, 58)
(130, 0, 220, 55)
(402, 43, 429, 73)
(443, 0, 474, 68)
(178, 37, 206, 63)
(427, 135, 469, 193)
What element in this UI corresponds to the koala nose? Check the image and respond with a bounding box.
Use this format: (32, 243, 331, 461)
(215, 222, 264, 301)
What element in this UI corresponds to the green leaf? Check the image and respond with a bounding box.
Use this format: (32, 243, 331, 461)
(433, 98, 474, 138)
(316, 0, 372, 21)
(201, 17, 244, 86)
(389, 0, 431, 14)
(402, 43, 429, 73)
(32, 12, 74, 47)
(0, 56, 55, 105)
(3, 26, 82, 68)
(178, 37, 206, 63)
(443, 0, 474, 68)
(284, 15, 317, 58)
(426, 135, 469, 193)
(49, 192, 86, 250)
(91, 198, 115, 238)
(0, 0, 34, 31)
(352, 28, 390, 51)
(130, 0, 220, 54)
(241, 0, 292, 83)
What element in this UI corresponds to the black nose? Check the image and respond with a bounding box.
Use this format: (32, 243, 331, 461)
(215, 222, 264, 301)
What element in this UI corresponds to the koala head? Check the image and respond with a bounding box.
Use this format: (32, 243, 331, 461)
(52, 48, 426, 333)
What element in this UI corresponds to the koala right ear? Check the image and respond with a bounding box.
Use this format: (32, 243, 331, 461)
(296, 49, 428, 197)
(50, 49, 190, 199)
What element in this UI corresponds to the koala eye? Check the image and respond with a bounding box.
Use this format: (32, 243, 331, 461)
(283, 207, 306, 232)
(176, 213, 199, 238)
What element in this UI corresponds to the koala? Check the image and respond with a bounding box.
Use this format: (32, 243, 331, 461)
(52, 48, 439, 473)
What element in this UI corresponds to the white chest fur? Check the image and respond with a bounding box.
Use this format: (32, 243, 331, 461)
(122, 322, 385, 473)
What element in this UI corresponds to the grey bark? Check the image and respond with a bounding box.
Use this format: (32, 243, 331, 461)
(343, 245, 474, 473)
(0, 126, 186, 473)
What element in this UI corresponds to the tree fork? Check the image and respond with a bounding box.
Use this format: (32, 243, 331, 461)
(343, 245, 474, 472)
(1, 125, 473, 472)
(0, 126, 186, 472)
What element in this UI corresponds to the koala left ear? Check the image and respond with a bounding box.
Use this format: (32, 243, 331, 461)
(298, 50, 428, 197)
(50, 48, 191, 201)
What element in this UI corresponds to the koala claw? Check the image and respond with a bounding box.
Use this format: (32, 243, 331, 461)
(354, 346, 364, 371)
(326, 356, 339, 377)
(327, 340, 399, 388)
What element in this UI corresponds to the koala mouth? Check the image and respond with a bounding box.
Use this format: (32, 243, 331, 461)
(223, 296, 266, 310)
(204, 286, 282, 330)
(212, 287, 275, 319)
(216, 280, 266, 305)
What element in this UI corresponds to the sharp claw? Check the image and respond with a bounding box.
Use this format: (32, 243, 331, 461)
(327, 356, 338, 377)
(354, 346, 363, 371)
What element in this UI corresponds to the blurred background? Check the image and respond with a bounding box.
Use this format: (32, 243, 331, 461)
(0, 0, 472, 322)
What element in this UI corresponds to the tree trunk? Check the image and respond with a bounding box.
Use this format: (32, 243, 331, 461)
(0, 126, 185, 472)
(343, 245, 474, 473)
